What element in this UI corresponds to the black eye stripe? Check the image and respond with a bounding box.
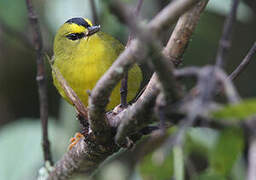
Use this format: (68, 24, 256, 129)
(66, 33, 85, 40)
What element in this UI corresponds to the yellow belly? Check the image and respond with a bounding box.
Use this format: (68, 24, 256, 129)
(52, 32, 142, 109)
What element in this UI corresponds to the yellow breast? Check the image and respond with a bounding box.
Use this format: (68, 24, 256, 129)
(52, 31, 142, 109)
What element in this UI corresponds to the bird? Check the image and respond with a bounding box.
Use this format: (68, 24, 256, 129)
(52, 17, 142, 110)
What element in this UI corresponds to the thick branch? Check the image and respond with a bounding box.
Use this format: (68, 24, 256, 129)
(110, 0, 209, 147)
(90, 0, 203, 110)
(88, 39, 140, 144)
(25, 0, 52, 164)
(148, 0, 202, 35)
(88, 0, 200, 143)
(163, 1, 208, 65)
(110, 0, 182, 101)
(141, 0, 208, 101)
(48, 137, 119, 180)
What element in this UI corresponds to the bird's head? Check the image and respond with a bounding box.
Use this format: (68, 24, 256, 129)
(54, 17, 100, 57)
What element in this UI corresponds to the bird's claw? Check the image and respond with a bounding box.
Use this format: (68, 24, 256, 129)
(68, 132, 84, 150)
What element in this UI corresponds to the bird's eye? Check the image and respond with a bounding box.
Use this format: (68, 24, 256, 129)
(66, 33, 85, 40)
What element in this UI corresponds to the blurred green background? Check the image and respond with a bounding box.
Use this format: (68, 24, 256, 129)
(0, 0, 255, 179)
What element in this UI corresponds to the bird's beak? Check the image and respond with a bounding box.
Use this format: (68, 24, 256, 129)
(86, 25, 100, 37)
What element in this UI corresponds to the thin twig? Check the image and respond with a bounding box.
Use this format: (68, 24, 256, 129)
(120, 73, 128, 106)
(126, 0, 144, 43)
(115, 83, 159, 145)
(229, 41, 256, 80)
(25, 0, 52, 164)
(174, 67, 200, 78)
(89, 0, 99, 25)
(134, 0, 144, 15)
(211, 0, 240, 109)
(161, 66, 222, 161)
(215, 0, 240, 68)
(120, 0, 144, 107)
(175, 66, 240, 103)
(214, 67, 241, 103)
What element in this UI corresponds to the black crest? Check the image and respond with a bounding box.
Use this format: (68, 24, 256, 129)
(65, 17, 91, 28)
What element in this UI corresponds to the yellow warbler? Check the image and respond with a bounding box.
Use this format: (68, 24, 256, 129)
(52, 17, 142, 109)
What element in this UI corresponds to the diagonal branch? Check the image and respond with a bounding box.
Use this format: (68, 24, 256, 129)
(91, 0, 203, 109)
(110, 0, 210, 145)
(148, 0, 202, 35)
(229, 41, 256, 80)
(88, 0, 200, 143)
(51, 65, 88, 118)
(163, 0, 209, 66)
(25, 0, 52, 164)
(141, 0, 208, 100)
(111, 0, 208, 146)
(88, 39, 140, 144)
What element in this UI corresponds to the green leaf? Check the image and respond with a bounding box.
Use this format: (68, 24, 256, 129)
(186, 127, 219, 155)
(139, 148, 174, 180)
(195, 171, 226, 180)
(209, 128, 244, 175)
(211, 98, 256, 120)
(138, 128, 176, 180)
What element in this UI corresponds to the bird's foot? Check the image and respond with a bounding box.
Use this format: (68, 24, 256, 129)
(68, 132, 84, 150)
